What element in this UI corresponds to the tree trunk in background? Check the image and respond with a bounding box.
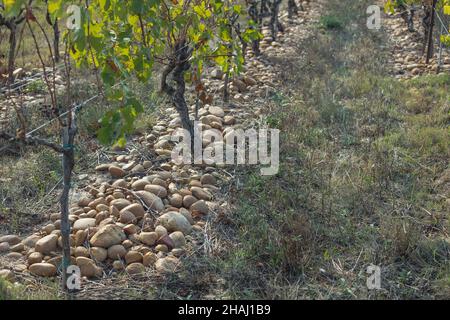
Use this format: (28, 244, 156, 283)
(7, 24, 17, 84)
(270, 0, 283, 41)
(53, 19, 60, 62)
(288, 0, 299, 20)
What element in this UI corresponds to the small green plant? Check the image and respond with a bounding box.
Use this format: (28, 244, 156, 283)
(320, 15, 343, 30)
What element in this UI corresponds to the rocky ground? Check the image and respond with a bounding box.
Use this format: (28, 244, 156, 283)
(0, 1, 320, 296)
(384, 9, 450, 79)
(0, 0, 449, 299)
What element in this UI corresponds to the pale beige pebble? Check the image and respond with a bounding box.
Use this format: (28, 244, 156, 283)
(0, 269, 14, 282)
(28, 252, 43, 265)
(74, 246, 90, 258)
(131, 179, 150, 190)
(183, 195, 198, 208)
(135, 191, 165, 212)
(110, 198, 132, 211)
(122, 239, 134, 249)
(95, 211, 108, 225)
(120, 203, 146, 219)
(171, 248, 185, 257)
(0, 235, 21, 245)
(29, 263, 57, 277)
(14, 263, 28, 273)
(123, 161, 136, 171)
(88, 197, 107, 209)
(22, 234, 43, 247)
(42, 224, 56, 235)
(155, 256, 180, 274)
(123, 224, 139, 235)
(143, 252, 157, 266)
(35, 234, 58, 255)
(0, 242, 10, 253)
(179, 189, 192, 197)
(50, 212, 61, 222)
(5, 252, 23, 261)
(90, 224, 126, 248)
(189, 180, 202, 187)
(10, 243, 24, 253)
(112, 260, 125, 271)
(125, 251, 143, 265)
(74, 230, 87, 247)
(179, 208, 195, 224)
(208, 106, 225, 118)
(76, 257, 103, 278)
(132, 164, 145, 173)
(200, 174, 216, 185)
(169, 194, 183, 208)
(126, 262, 145, 275)
(119, 211, 137, 224)
(112, 179, 127, 188)
(77, 197, 92, 207)
(139, 232, 158, 246)
(112, 192, 124, 199)
(156, 171, 171, 180)
(190, 187, 213, 201)
(137, 246, 152, 255)
(169, 232, 186, 249)
(90, 247, 107, 262)
(109, 166, 126, 178)
(151, 176, 167, 189)
(73, 218, 96, 231)
(107, 244, 127, 260)
(158, 211, 193, 234)
(144, 184, 168, 198)
(155, 225, 168, 238)
(109, 205, 120, 218)
(143, 161, 152, 169)
(95, 204, 109, 214)
(155, 244, 169, 253)
(190, 200, 209, 215)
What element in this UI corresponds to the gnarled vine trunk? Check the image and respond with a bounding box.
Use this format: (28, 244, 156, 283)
(161, 41, 194, 148)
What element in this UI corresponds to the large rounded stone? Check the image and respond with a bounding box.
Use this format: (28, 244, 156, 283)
(139, 232, 158, 246)
(190, 187, 212, 201)
(35, 234, 58, 255)
(73, 218, 96, 231)
(155, 256, 180, 274)
(119, 211, 137, 224)
(135, 191, 165, 212)
(125, 251, 143, 265)
(107, 244, 127, 259)
(144, 185, 168, 198)
(109, 166, 126, 178)
(169, 231, 186, 248)
(110, 199, 132, 211)
(28, 252, 43, 265)
(76, 257, 102, 278)
(0, 235, 21, 245)
(120, 203, 146, 219)
(158, 212, 192, 234)
(126, 263, 145, 275)
(90, 224, 126, 248)
(190, 200, 209, 215)
(90, 247, 107, 262)
(29, 263, 57, 277)
(143, 252, 157, 266)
